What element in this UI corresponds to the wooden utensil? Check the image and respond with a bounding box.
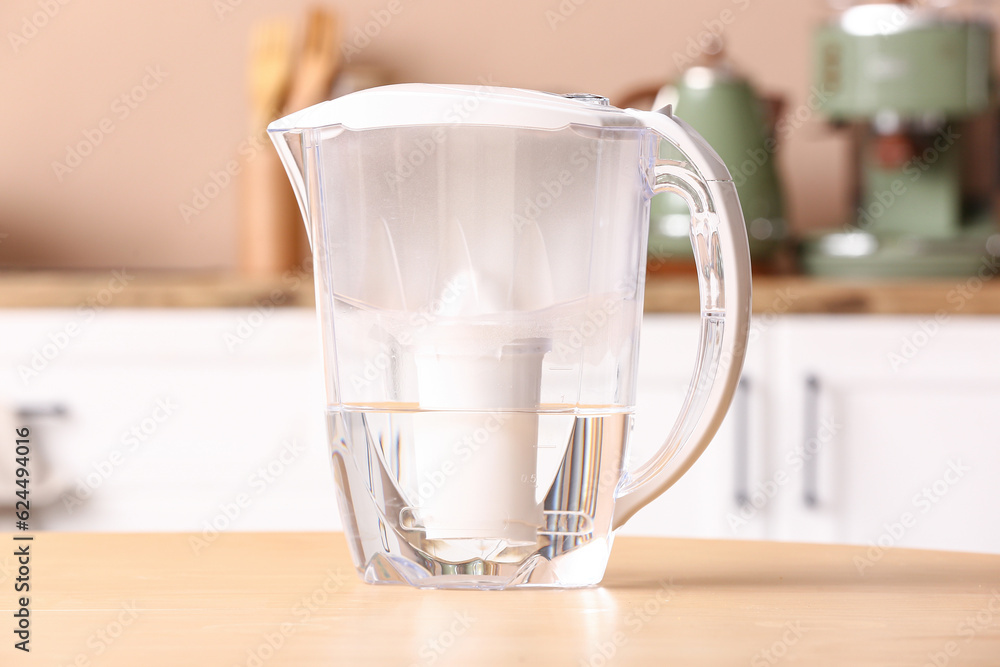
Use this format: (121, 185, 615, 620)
(247, 19, 293, 131)
(284, 7, 342, 114)
(282, 7, 343, 266)
(240, 9, 343, 276)
(240, 18, 296, 276)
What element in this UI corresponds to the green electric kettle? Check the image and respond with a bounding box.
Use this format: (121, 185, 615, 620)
(638, 53, 787, 270)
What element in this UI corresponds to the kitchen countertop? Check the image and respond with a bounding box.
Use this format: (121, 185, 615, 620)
(4, 270, 1000, 314)
(0, 270, 317, 309)
(7, 532, 999, 665)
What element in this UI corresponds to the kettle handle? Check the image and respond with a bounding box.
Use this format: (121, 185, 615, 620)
(612, 107, 752, 529)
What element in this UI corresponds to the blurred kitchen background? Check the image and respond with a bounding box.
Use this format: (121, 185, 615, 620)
(3, 0, 1000, 554)
(2, 0, 843, 269)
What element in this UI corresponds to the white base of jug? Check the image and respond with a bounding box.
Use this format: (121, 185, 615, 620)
(328, 406, 629, 589)
(358, 537, 615, 590)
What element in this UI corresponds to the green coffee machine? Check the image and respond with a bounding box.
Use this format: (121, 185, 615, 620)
(644, 54, 787, 271)
(803, 1, 999, 277)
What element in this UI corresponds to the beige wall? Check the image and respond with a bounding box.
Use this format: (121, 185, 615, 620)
(0, 0, 986, 270)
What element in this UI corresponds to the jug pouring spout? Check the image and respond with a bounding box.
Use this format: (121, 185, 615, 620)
(267, 124, 312, 247)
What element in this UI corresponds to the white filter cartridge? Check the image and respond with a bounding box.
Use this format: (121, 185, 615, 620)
(412, 339, 548, 544)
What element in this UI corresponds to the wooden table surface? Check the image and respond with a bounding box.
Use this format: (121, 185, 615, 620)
(2, 533, 999, 665)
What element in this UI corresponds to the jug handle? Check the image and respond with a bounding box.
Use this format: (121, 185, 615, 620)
(612, 107, 752, 530)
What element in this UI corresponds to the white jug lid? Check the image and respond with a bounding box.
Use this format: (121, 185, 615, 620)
(268, 83, 646, 133)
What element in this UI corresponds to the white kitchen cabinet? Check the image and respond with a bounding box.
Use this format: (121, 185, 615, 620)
(768, 316, 1000, 555)
(0, 310, 339, 533)
(621, 315, 770, 541)
(3, 309, 999, 554)
(626, 315, 1000, 554)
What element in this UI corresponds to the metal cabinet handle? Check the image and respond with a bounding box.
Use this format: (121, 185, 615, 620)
(16, 404, 68, 420)
(803, 375, 820, 508)
(12, 403, 70, 510)
(733, 376, 751, 508)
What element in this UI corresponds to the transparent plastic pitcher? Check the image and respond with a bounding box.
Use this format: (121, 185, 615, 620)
(269, 84, 751, 589)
